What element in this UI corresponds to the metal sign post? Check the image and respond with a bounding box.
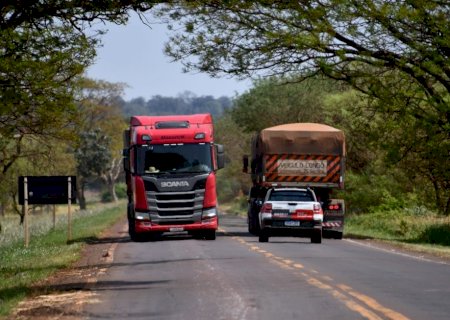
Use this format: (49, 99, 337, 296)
(23, 177, 29, 247)
(18, 175, 77, 246)
(53, 204, 56, 229)
(67, 176, 72, 243)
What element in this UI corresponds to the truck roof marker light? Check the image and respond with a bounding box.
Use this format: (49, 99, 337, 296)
(156, 121, 189, 129)
(195, 133, 206, 140)
(142, 134, 152, 142)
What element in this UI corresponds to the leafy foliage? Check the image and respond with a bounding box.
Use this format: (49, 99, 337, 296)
(0, 25, 96, 179)
(156, 1, 450, 213)
(75, 130, 111, 180)
(231, 76, 345, 132)
(120, 91, 233, 117)
(0, 1, 162, 30)
(74, 79, 128, 206)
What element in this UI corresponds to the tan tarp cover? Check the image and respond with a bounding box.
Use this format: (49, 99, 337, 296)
(252, 123, 346, 157)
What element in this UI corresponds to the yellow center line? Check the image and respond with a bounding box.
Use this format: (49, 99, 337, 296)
(227, 232, 410, 320)
(307, 278, 383, 320)
(337, 284, 410, 320)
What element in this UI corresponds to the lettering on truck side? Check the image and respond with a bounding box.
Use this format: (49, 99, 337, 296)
(277, 159, 327, 176)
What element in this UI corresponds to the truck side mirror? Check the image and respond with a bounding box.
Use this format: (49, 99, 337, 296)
(123, 148, 130, 172)
(215, 144, 225, 170)
(242, 155, 249, 173)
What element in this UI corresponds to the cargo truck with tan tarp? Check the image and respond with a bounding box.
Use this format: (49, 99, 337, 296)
(243, 123, 346, 240)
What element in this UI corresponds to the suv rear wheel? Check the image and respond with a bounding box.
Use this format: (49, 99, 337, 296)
(311, 229, 322, 244)
(259, 232, 269, 243)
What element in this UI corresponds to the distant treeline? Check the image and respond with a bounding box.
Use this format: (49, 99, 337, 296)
(118, 91, 233, 118)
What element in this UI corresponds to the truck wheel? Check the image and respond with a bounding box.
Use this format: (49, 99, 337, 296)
(128, 217, 147, 242)
(334, 231, 343, 240)
(128, 218, 138, 241)
(248, 217, 255, 234)
(204, 230, 216, 240)
(311, 229, 322, 244)
(259, 232, 269, 243)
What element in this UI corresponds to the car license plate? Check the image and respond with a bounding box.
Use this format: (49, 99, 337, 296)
(169, 227, 184, 232)
(273, 212, 288, 217)
(284, 221, 300, 227)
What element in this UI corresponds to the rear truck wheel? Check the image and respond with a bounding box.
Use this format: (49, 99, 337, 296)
(311, 228, 322, 244)
(259, 232, 269, 243)
(204, 230, 216, 240)
(334, 231, 343, 240)
(248, 214, 254, 234)
(248, 201, 262, 236)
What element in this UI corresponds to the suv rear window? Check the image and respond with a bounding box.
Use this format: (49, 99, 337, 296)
(269, 190, 314, 202)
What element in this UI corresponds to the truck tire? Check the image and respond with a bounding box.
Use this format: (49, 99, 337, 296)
(333, 231, 343, 240)
(248, 205, 261, 236)
(204, 230, 216, 240)
(259, 232, 269, 243)
(311, 229, 322, 244)
(128, 218, 145, 242)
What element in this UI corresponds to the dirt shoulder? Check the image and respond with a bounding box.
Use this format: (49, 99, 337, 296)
(7, 218, 129, 320)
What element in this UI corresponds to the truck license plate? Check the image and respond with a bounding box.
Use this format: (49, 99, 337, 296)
(169, 227, 184, 232)
(284, 221, 300, 227)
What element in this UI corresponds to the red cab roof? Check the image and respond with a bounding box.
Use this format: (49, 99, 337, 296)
(130, 114, 212, 126)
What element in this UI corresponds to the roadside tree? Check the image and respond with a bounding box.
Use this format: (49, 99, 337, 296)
(74, 79, 127, 208)
(156, 1, 450, 214)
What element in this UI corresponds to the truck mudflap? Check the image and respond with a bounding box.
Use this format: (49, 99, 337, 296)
(322, 199, 345, 239)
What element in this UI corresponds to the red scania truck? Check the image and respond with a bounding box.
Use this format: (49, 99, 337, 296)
(123, 114, 224, 241)
(244, 123, 346, 240)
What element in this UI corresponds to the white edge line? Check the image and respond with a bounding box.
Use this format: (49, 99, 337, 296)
(344, 239, 450, 266)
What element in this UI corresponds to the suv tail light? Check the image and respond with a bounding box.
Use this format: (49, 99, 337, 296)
(261, 203, 272, 213)
(313, 203, 323, 214)
(313, 203, 323, 222)
(260, 203, 273, 220)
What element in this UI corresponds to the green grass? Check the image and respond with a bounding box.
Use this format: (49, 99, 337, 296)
(345, 208, 450, 258)
(0, 202, 125, 316)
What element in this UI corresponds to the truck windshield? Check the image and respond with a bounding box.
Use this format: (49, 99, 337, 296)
(140, 144, 212, 174)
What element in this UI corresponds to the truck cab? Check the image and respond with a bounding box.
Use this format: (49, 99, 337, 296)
(123, 114, 224, 241)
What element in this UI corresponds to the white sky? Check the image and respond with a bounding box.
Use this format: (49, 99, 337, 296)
(86, 12, 252, 100)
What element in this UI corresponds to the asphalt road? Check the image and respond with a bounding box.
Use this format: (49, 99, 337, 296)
(84, 213, 450, 320)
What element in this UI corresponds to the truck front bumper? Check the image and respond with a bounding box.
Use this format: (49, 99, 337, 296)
(134, 216, 218, 233)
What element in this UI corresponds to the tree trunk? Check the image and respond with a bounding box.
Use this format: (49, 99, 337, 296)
(108, 180, 118, 202)
(77, 179, 87, 210)
(101, 157, 122, 203)
(445, 196, 450, 216)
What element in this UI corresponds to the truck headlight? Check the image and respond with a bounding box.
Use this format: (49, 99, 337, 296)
(202, 208, 217, 219)
(135, 212, 151, 221)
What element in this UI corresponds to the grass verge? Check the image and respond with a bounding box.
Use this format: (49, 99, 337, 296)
(345, 209, 450, 259)
(0, 202, 125, 317)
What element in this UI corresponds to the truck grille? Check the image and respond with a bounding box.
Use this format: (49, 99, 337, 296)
(147, 190, 205, 217)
